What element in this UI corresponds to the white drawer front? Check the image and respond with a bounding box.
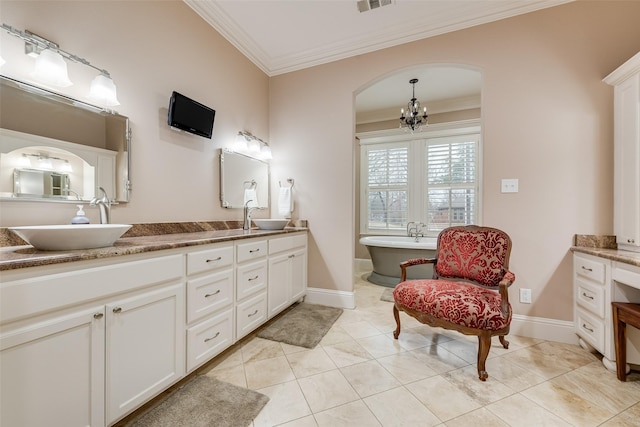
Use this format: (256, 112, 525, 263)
(269, 233, 307, 255)
(236, 292, 267, 339)
(575, 256, 606, 284)
(186, 308, 234, 372)
(187, 245, 234, 276)
(575, 277, 605, 318)
(575, 307, 604, 353)
(236, 260, 267, 302)
(186, 270, 234, 323)
(236, 240, 267, 264)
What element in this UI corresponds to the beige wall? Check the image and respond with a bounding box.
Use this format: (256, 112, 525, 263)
(269, 1, 640, 320)
(1, 1, 640, 323)
(0, 0, 270, 225)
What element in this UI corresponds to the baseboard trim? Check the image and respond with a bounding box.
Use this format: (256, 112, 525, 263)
(510, 314, 578, 344)
(305, 287, 356, 309)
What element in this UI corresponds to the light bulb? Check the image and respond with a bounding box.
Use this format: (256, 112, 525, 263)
(31, 49, 72, 87)
(88, 74, 120, 106)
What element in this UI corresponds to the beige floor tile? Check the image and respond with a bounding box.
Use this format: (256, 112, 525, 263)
(445, 407, 510, 427)
(314, 400, 382, 427)
(203, 361, 247, 388)
(363, 386, 441, 426)
(340, 320, 384, 339)
(254, 380, 312, 427)
(280, 341, 309, 355)
(318, 325, 354, 347)
(406, 375, 482, 421)
(244, 355, 296, 390)
(486, 393, 571, 426)
(340, 360, 401, 398)
(522, 381, 614, 426)
(392, 327, 437, 351)
(483, 355, 547, 392)
(241, 337, 286, 363)
(333, 308, 366, 326)
(297, 369, 360, 413)
(286, 347, 337, 378)
(408, 344, 469, 374)
(322, 340, 374, 368)
(355, 334, 405, 359)
(501, 345, 577, 380)
(277, 415, 319, 427)
(599, 402, 640, 427)
(376, 351, 439, 384)
(443, 365, 516, 406)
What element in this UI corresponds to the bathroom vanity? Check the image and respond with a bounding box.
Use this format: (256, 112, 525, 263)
(0, 227, 307, 427)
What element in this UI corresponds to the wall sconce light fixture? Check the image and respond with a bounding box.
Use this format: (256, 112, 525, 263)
(20, 152, 73, 172)
(233, 131, 272, 160)
(1, 24, 120, 107)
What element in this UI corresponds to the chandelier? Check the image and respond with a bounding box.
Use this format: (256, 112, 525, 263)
(400, 78, 428, 132)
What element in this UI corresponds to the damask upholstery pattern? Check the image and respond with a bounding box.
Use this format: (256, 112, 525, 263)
(435, 227, 510, 287)
(393, 280, 511, 330)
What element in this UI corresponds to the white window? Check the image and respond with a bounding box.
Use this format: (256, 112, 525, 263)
(359, 122, 481, 236)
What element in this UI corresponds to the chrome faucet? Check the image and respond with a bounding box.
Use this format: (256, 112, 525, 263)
(243, 199, 256, 230)
(407, 221, 425, 241)
(90, 187, 111, 224)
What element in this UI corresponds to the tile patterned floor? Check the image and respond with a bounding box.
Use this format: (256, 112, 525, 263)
(201, 271, 640, 427)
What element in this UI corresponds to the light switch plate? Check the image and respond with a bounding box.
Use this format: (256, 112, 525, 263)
(501, 178, 519, 193)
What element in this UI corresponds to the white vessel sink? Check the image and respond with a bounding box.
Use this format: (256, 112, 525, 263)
(253, 219, 289, 230)
(9, 224, 132, 251)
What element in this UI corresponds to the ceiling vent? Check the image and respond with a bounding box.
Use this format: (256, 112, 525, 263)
(357, 0, 392, 13)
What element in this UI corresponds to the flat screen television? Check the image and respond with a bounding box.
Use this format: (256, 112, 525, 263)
(168, 91, 215, 139)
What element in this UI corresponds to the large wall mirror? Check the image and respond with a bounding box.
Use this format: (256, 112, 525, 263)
(0, 75, 131, 202)
(220, 149, 269, 209)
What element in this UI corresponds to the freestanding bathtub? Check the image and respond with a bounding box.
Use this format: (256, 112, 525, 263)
(359, 235, 437, 287)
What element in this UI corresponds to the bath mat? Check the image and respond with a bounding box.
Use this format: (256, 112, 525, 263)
(257, 302, 343, 348)
(125, 376, 269, 427)
(380, 288, 395, 302)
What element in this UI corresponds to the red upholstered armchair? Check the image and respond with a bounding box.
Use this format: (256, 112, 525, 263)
(392, 225, 515, 381)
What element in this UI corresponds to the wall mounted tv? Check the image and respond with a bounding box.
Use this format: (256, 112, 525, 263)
(168, 91, 215, 139)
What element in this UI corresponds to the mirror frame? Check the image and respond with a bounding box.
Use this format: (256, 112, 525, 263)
(0, 75, 131, 202)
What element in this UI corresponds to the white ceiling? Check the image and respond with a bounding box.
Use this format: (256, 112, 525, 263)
(185, 0, 570, 120)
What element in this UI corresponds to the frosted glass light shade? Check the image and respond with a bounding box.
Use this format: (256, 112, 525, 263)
(31, 49, 72, 87)
(0, 54, 5, 67)
(260, 145, 272, 160)
(88, 74, 120, 106)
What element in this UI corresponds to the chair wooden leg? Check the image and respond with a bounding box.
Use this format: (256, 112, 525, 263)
(477, 335, 491, 381)
(393, 305, 401, 339)
(499, 335, 509, 349)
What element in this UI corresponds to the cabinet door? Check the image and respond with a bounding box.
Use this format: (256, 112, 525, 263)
(1, 306, 105, 427)
(268, 252, 291, 318)
(106, 283, 185, 424)
(290, 248, 307, 302)
(614, 74, 640, 249)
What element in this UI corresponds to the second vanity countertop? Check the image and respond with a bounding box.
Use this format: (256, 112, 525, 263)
(0, 227, 308, 272)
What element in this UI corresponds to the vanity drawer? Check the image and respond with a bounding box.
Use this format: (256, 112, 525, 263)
(575, 306, 605, 353)
(187, 244, 233, 276)
(236, 292, 267, 340)
(269, 233, 307, 255)
(236, 260, 267, 302)
(575, 277, 605, 318)
(186, 308, 234, 372)
(186, 269, 233, 323)
(574, 255, 606, 285)
(236, 239, 267, 264)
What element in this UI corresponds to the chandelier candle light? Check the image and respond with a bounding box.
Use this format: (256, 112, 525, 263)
(400, 78, 428, 132)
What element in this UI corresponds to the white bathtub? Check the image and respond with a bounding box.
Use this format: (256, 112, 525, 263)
(359, 236, 437, 287)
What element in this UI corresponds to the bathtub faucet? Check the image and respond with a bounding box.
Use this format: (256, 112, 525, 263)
(407, 221, 426, 241)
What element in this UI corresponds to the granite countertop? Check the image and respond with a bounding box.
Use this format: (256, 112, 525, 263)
(570, 234, 640, 268)
(0, 221, 308, 272)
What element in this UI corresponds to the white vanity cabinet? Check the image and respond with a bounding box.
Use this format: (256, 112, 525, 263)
(604, 52, 640, 252)
(185, 244, 235, 373)
(268, 233, 308, 318)
(235, 239, 268, 339)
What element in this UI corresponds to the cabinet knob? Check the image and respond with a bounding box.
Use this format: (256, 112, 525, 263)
(205, 290, 221, 298)
(94, 312, 104, 319)
(112, 307, 122, 314)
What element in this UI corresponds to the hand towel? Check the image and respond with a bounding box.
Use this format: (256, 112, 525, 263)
(244, 189, 258, 208)
(278, 187, 293, 218)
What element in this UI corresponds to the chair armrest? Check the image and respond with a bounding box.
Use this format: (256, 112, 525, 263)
(499, 270, 516, 317)
(400, 258, 436, 281)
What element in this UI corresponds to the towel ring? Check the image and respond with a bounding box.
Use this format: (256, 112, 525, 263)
(279, 178, 294, 189)
(244, 179, 257, 189)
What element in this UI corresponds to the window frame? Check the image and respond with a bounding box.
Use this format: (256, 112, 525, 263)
(358, 119, 482, 237)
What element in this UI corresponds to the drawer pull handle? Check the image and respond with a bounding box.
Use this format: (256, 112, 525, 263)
(206, 257, 222, 263)
(248, 275, 259, 281)
(248, 309, 259, 317)
(113, 307, 122, 314)
(249, 248, 260, 253)
(581, 266, 593, 272)
(288, 254, 295, 259)
(94, 313, 104, 319)
(582, 292, 594, 300)
(582, 324, 594, 333)
(204, 332, 220, 342)
(205, 290, 221, 298)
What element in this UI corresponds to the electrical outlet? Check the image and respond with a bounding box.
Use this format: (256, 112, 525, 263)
(501, 178, 519, 193)
(520, 288, 532, 304)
